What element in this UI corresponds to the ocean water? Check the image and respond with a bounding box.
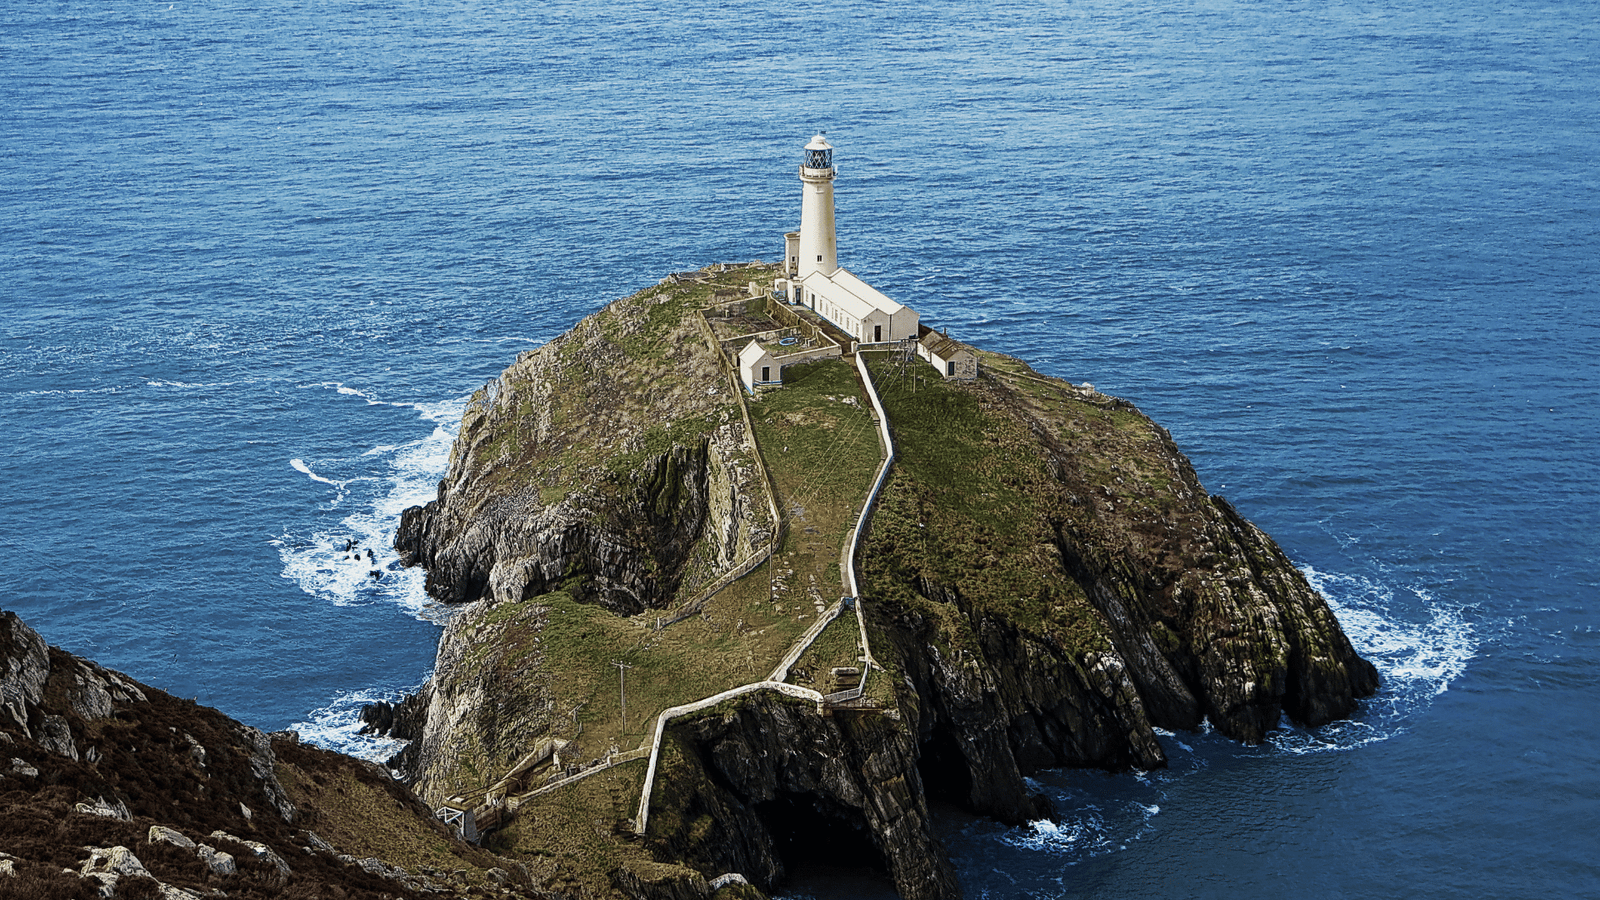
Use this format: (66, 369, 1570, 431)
(2, 0, 1595, 897)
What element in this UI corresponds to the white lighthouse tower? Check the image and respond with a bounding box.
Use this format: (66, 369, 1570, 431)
(795, 134, 837, 279)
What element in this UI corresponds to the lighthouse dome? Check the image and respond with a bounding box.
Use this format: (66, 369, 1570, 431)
(802, 134, 834, 172)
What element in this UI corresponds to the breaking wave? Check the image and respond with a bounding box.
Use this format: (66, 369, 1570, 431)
(275, 386, 465, 623)
(1266, 566, 1478, 754)
(289, 684, 421, 765)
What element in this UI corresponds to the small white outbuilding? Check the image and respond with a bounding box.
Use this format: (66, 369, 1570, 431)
(738, 340, 780, 393)
(917, 328, 978, 380)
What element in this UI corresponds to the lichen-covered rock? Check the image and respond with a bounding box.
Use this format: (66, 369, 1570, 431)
(0, 611, 49, 736)
(75, 795, 131, 820)
(80, 845, 151, 879)
(209, 831, 291, 875)
(147, 825, 195, 850)
(195, 844, 236, 876)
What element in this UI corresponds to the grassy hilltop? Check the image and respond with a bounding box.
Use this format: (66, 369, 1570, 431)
(0, 264, 1375, 900)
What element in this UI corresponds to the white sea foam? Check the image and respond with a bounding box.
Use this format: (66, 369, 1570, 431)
(995, 567, 1472, 865)
(1266, 566, 1478, 755)
(289, 685, 420, 765)
(1003, 813, 1116, 858)
(1000, 794, 1166, 864)
(21, 386, 126, 396)
(1153, 727, 1196, 754)
(146, 379, 237, 389)
(277, 388, 466, 623)
(289, 458, 347, 489)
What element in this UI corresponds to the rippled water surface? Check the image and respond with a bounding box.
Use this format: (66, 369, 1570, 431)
(2, 0, 1595, 896)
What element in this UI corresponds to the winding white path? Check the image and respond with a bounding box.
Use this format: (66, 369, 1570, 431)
(467, 348, 899, 841)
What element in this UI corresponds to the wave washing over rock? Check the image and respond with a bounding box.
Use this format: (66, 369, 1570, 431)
(276, 388, 467, 623)
(909, 564, 1479, 892)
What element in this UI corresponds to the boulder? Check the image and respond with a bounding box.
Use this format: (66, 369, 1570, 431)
(147, 825, 195, 850)
(0, 612, 50, 736)
(36, 715, 77, 761)
(196, 844, 236, 877)
(81, 845, 151, 879)
(208, 832, 289, 875)
(238, 727, 297, 822)
(75, 795, 132, 820)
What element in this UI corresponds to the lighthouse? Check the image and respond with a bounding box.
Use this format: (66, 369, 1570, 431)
(773, 134, 921, 350)
(795, 134, 837, 279)
(761, 135, 971, 386)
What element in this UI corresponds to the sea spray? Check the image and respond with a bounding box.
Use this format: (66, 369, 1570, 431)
(277, 389, 466, 623)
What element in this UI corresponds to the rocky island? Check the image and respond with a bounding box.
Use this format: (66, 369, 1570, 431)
(0, 260, 1376, 900)
(373, 259, 1380, 899)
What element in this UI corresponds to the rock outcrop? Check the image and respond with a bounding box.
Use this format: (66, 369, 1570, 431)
(385, 265, 1379, 900)
(0, 610, 551, 899)
(855, 370, 1381, 835)
(395, 274, 773, 616)
(645, 691, 962, 900)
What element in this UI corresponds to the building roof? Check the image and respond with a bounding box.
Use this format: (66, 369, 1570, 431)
(805, 134, 833, 151)
(800, 268, 907, 322)
(738, 340, 773, 365)
(918, 326, 971, 359)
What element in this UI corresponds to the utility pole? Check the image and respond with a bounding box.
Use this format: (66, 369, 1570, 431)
(611, 661, 633, 732)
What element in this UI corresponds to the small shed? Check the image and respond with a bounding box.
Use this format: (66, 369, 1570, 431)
(917, 328, 978, 380)
(738, 340, 780, 393)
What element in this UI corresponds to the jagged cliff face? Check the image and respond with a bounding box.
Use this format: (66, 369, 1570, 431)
(645, 693, 960, 899)
(396, 272, 772, 617)
(858, 362, 1379, 825)
(388, 267, 1378, 900)
(392, 268, 778, 805)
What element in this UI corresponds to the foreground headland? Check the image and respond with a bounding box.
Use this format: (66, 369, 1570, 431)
(371, 262, 1379, 899)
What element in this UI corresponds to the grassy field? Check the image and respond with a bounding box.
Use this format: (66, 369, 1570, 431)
(785, 612, 864, 694)
(274, 744, 505, 886)
(859, 353, 1112, 659)
(457, 265, 764, 502)
(746, 358, 884, 610)
(489, 758, 652, 896)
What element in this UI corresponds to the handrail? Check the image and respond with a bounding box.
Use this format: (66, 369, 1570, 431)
(822, 667, 870, 705)
(842, 355, 894, 670)
(634, 681, 824, 834)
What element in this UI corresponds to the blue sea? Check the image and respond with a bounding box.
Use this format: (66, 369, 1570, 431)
(2, 0, 1595, 896)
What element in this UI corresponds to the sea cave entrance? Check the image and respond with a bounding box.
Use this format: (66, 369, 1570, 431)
(917, 726, 976, 808)
(754, 791, 892, 887)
